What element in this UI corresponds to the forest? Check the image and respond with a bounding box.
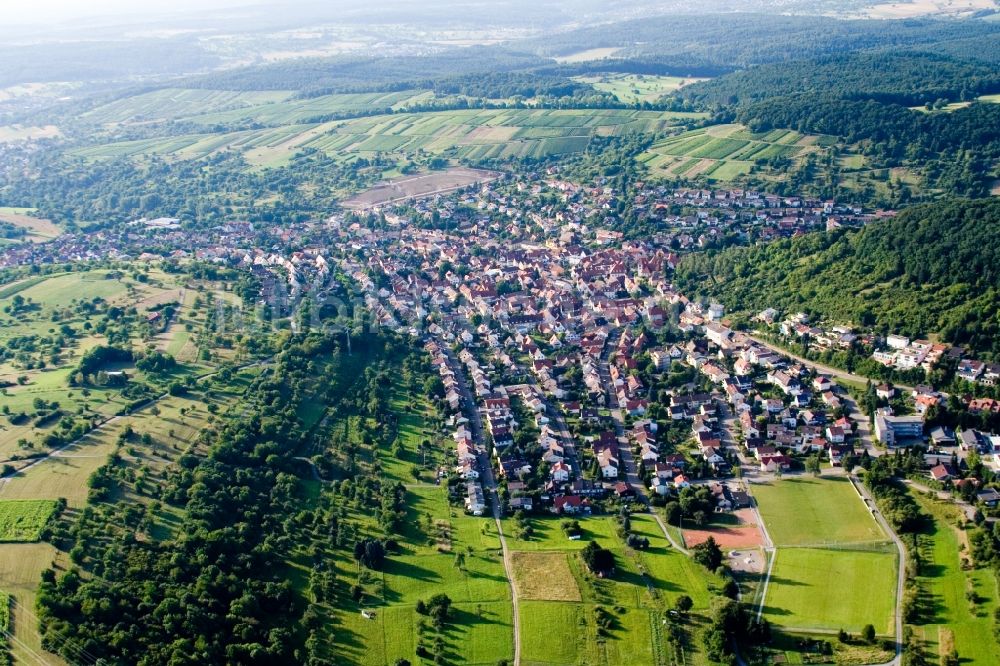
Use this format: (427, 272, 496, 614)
(674, 198, 1000, 358)
(679, 51, 1000, 107)
(183, 48, 552, 96)
(518, 14, 1000, 68)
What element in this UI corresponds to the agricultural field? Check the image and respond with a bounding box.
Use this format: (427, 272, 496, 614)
(751, 476, 887, 547)
(510, 551, 582, 602)
(573, 73, 708, 104)
(82, 88, 295, 125)
(0, 124, 60, 143)
(908, 491, 999, 665)
(552, 48, 622, 63)
(0, 499, 58, 541)
(0, 207, 62, 243)
(72, 108, 705, 167)
(341, 167, 501, 209)
(639, 123, 836, 182)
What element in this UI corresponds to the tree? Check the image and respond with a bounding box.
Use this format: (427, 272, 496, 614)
(693, 536, 724, 572)
(674, 595, 693, 615)
(353, 538, 386, 570)
(581, 541, 615, 575)
(861, 623, 876, 644)
(806, 454, 822, 476)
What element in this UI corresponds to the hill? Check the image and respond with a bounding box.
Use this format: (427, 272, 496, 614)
(674, 198, 1000, 357)
(679, 51, 1000, 107)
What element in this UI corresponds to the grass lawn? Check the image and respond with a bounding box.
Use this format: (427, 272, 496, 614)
(504, 514, 620, 551)
(0, 499, 58, 541)
(0, 542, 68, 665)
(511, 551, 582, 601)
(752, 475, 887, 546)
(909, 491, 999, 665)
(762, 547, 897, 634)
(519, 600, 588, 665)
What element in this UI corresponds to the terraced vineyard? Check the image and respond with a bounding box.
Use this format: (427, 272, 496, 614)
(73, 108, 705, 167)
(82, 88, 296, 124)
(639, 123, 837, 181)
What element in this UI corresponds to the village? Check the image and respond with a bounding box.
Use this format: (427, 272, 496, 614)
(6, 172, 999, 520)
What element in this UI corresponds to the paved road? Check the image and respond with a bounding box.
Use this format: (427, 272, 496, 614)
(442, 345, 521, 666)
(747, 333, 913, 394)
(746, 334, 890, 457)
(850, 475, 905, 666)
(595, 333, 693, 555)
(597, 331, 644, 494)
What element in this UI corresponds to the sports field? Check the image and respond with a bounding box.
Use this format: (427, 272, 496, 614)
(753, 475, 899, 636)
(751, 476, 887, 547)
(762, 547, 898, 634)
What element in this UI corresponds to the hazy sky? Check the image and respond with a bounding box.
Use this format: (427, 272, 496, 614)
(0, 0, 264, 25)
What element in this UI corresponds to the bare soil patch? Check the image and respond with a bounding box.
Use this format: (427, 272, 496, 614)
(683, 509, 766, 549)
(341, 167, 501, 209)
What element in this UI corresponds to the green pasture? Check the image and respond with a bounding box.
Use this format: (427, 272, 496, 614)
(0, 499, 58, 541)
(908, 492, 999, 665)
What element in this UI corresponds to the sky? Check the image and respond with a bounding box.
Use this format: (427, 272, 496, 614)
(0, 0, 265, 25)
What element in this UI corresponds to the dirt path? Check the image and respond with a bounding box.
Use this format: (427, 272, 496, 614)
(0, 357, 271, 488)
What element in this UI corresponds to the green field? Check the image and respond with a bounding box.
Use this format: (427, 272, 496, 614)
(909, 492, 1000, 665)
(72, 108, 705, 167)
(752, 476, 887, 547)
(506, 513, 718, 665)
(573, 73, 707, 103)
(82, 88, 296, 124)
(762, 547, 898, 634)
(639, 123, 836, 182)
(753, 476, 899, 636)
(0, 500, 58, 541)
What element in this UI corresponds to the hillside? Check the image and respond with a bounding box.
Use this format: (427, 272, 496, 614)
(679, 51, 1000, 107)
(674, 198, 1000, 357)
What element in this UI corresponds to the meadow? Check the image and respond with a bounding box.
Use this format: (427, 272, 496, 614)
(0, 499, 58, 541)
(572, 73, 707, 104)
(507, 512, 719, 666)
(0, 268, 208, 459)
(908, 491, 999, 665)
(0, 542, 68, 665)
